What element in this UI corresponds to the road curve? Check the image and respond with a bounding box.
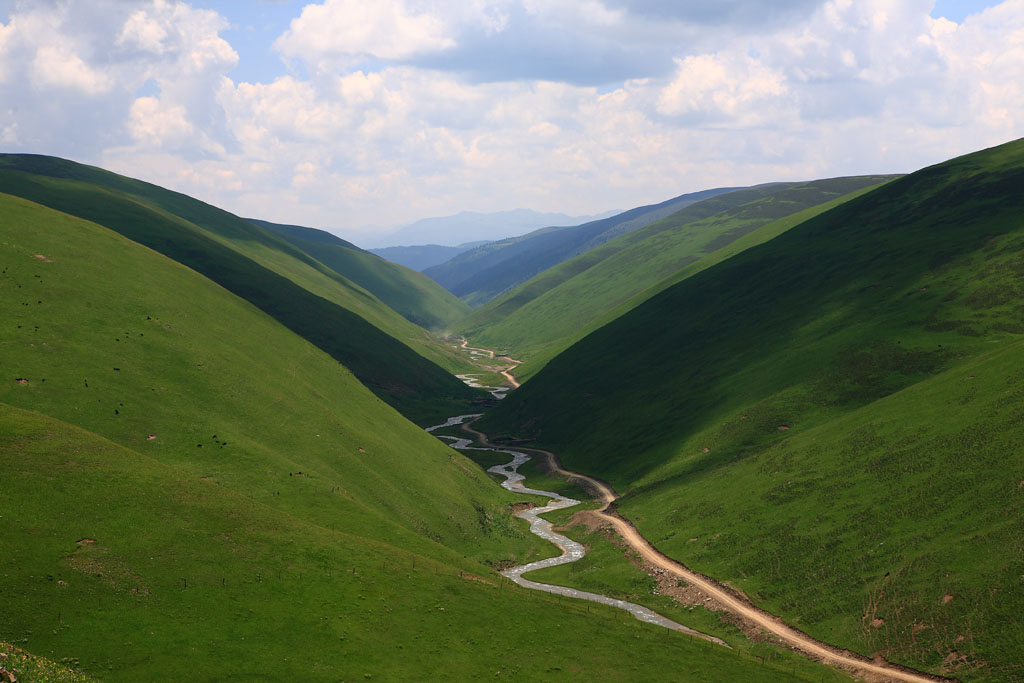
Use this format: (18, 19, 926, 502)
(459, 419, 953, 683)
(457, 338, 521, 388)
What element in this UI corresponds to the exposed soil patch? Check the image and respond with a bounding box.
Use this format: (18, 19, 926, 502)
(459, 572, 496, 587)
(32, 253, 52, 262)
(509, 502, 537, 514)
(564, 509, 612, 533)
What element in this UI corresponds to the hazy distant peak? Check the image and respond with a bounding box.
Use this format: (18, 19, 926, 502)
(367, 208, 622, 248)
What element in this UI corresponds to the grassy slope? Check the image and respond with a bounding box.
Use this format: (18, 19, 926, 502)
(511, 181, 891, 380)
(0, 155, 476, 421)
(0, 195, 824, 681)
(251, 217, 471, 331)
(424, 186, 740, 306)
(463, 176, 893, 375)
(480, 139, 1024, 680)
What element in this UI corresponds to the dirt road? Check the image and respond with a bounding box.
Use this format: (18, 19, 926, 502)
(460, 419, 950, 683)
(458, 338, 521, 388)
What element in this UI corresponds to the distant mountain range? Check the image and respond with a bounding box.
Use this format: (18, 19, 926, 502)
(424, 186, 740, 306)
(369, 241, 490, 272)
(362, 207, 622, 248)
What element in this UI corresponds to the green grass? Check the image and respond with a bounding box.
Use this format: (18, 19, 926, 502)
(0, 154, 477, 422)
(252, 218, 471, 332)
(481, 138, 1024, 680)
(0, 192, 832, 681)
(524, 517, 853, 683)
(462, 176, 893, 379)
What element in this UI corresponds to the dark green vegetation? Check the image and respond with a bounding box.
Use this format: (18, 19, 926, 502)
(462, 175, 894, 378)
(481, 139, 1024, 681)
(0, 154, 475, 422)
(250, 218, 471, 330)
(424, 186, 739, 306)
(0, 190, 837, 681)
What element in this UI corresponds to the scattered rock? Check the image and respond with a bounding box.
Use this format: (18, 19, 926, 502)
(14, 378, 28, 384)
(146, 434, 157, 440)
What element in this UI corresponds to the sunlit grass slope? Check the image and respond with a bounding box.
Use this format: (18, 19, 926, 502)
(481, 138, 1024, 680)
(0, 197, 832, 681)
(462, 175, 893, 377)
(0, 154, 475, 421)
(250, 217, 471, 331)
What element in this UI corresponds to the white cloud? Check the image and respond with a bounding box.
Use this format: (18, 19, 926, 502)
(274, 0, 458, 72)
(128, 96, 194, 146)
(1, 0, 1022, 241)
(33, 44, 113, 94)
(657, 54, 788, 124)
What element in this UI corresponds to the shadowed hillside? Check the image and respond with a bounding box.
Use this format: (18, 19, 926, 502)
(461, 175, 893, 377)
(0, 192, 836, 682)
(481, 138, 1024, 681)
(424, 186, 740, 306)
(0, 154, 476, 422)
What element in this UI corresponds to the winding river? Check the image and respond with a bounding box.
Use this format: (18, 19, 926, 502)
(426, 413, 726, 645)
(435, 344, 947, 682)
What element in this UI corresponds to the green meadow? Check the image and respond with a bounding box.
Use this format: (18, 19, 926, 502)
(2, 191, 836, 681)
(0, 154, 475, 422)
(461, 176, 892, 379)
(481, 139, 1024, 680)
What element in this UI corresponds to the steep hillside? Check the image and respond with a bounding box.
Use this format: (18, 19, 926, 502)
(424, 186, 740, 306)
(481, 139, 1024, 680)
(0, 154, 475, 421)
(250, 218, 471, 330)
(465, 176, 893, 378)
(0, 193, 831, 681)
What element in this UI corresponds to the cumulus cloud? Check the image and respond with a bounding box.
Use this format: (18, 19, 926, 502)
(274, 0, 459, 73)
(1, 0, 1021, 240)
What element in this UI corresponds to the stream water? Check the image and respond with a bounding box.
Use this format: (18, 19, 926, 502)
(426, 414, 725, 643)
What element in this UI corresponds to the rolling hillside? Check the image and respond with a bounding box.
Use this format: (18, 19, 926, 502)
(480, 138, 1024, 680)
(0, 192, 836, 682)
(461, 175, 894, 377)
(0, 154, 476, 421)
(424, 186, 740, 306)
(250, 218, 471, 330)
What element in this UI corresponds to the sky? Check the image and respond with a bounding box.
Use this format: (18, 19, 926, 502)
(0, 0, 1020, 245)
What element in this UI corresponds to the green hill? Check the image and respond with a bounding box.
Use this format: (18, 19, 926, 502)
(0, 193, 837, 682)
(0, 154, 475, 421)
(480, 139, 1024, 680)
(462, 175, 894, 378)
(250, 217, 471, 331)
(424, 186, 740, 306)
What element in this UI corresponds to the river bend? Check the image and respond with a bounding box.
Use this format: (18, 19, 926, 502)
(427, 414, 726, 644)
